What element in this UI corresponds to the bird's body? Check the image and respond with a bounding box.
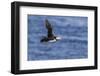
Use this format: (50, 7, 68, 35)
(40, 19, 61, 42)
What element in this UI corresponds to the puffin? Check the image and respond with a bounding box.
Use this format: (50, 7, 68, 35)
(40, 19, 61, 42)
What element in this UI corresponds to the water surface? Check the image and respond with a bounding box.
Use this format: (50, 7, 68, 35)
(28, 15, 88, 61)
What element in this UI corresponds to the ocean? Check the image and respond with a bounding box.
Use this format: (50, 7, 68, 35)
(28, 15, 88, 61)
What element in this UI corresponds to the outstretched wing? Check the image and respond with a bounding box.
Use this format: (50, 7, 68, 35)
(45, 19, 52, 30)
(45, 19, 54, 37)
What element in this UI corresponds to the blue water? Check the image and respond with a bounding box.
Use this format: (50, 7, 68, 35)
(28, 15, 88, 61)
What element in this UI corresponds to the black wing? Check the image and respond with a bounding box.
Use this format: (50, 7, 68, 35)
(45, 19, 54, 37)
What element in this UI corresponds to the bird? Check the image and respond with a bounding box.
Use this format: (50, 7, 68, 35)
(40, 19, 61, 42)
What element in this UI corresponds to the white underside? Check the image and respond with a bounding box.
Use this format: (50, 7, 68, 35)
(48, 37, 62, 42)
(48, 39, 57, 42)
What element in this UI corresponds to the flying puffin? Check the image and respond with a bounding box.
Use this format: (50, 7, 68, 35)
(40, 19, 61, 42)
